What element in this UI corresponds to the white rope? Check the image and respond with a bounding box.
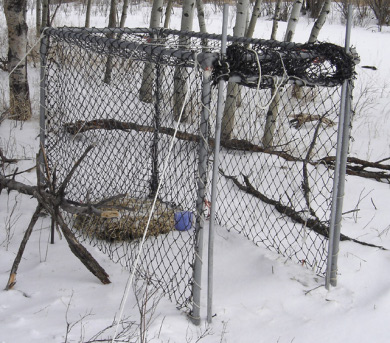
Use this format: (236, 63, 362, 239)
(249, 48, 289, 111)
(111, 62, 198, 343)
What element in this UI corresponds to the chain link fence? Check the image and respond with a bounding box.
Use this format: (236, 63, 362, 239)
(41, 27, 355, 319)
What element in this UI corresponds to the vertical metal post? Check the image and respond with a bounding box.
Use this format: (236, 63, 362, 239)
(325, 4, 353, 289)
(39, 32, 54, 244)
(39, 33, 47, 173)
(151, 56, 160, 197)
(191, 60, 212, 325)
(207, 4, 229, 324)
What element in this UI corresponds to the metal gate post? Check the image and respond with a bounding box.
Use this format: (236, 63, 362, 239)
(191, 60, 212, 325)
(207, 4, 229, 324)
(326, 4, 353, 289)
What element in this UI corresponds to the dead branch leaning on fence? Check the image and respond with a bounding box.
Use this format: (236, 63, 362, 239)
(1, 146, 113, 289)
(63, 118, 390, 183)
(219, 169, 386, 250)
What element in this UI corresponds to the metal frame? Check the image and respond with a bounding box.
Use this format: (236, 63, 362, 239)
(325, 4, 353, 289)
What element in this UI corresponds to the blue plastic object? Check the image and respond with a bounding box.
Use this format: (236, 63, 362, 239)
(174, 211, 194, 231)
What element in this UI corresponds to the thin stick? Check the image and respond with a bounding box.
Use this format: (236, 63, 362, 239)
(5, 205, 42, 290)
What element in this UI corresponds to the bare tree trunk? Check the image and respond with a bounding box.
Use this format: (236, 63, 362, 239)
(308, 0, 324, 19)
(262, 87, 280, 148)
(196, 0, 207, 34)
(139, 0, 164, 103)
(308, 0, 332, 43)
(103, 0, 117, 84)
(41, 0, 48, 28)
(271, 0, 282, 40)
(163, 0, 174, 28)
(221, 0, 249, 139)
(263, 0, 303, 147)
(4, 0, 32, 121)
(246, 0, 263, 40)
(172, 0, 196, 122)
(85, 0, 92, 28)
(36, 0, 41, 36)
(284, 0, 303, 42)
(119, 0, 130, 28)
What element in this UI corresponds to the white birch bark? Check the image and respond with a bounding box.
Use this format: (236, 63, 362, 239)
(196, 0, 207, 34)
(246, 0, 263, 40)
(119, 0, 130, 28)
(4, 0, 32, 120)
(262, 87, 280, 148)
(103, 0, 117, 84)
(173, 0, 196, 122)
(308, 0, 332, 43)
(284, 0, 303, 42)
(270, 0, 282, 40)
(221, 0, 249, 139)
(163, 0, 174, 28)
(139, 0, 164, 103)
(85, 0, 92, 28)
(263, 0, 303, 147)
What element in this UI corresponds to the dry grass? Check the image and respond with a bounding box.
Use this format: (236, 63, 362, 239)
(74, 197, 175, 242)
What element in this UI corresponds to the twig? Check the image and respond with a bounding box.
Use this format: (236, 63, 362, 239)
(5, 205, 42, 290)
(1, 146, 111, 285)
(219, 169, 387, 250)
(64, 119, 390, 182)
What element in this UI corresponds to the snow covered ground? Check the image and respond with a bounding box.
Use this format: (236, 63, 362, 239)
(1, 3, 390, 343)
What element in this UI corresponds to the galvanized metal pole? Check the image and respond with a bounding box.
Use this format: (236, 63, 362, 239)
(207, 4, 229, 324)
(325, 4, 353, 289)
(191, 58, 213, 326)
(39, 33, 53, 245)
(39, 34, 47, 172)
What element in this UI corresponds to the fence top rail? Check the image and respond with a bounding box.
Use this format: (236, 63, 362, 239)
(43, 27, 357, 88)
(43, 27, 219, 69)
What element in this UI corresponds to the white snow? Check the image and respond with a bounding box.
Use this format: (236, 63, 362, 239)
(1, 3, 390, 343)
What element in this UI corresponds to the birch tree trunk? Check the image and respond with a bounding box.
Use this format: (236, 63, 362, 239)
(284, 0, 303, 42)
(262, 86, 280, 147)
(271, 0, 282, 40)
(41, 0, 48, 28)
(85, 0, 92, 28)
(285, 0, 303, 99)
(103, 0, 117, 84)
(119, 0, 130, 28)
(4, 0, 32, 121)
(196, 0, 207, 34)
(139, 0, 164, 103)
(172, 0, 196, 122)
(163, 0, 174, 28)
(263, 0, 303, 147)
(263, 0, 282, 147)
(308, 0, 332, 43)
(36, 0, 41, 36)
(246, 0, 263, 40)
(221, 0, 249, 139)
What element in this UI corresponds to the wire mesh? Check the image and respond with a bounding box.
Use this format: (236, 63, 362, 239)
(41, 27, 355, 314)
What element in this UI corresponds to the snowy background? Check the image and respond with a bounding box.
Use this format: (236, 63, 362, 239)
(1, 2, 390, 342)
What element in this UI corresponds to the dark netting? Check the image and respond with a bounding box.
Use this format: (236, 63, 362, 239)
(42, 28, 214, 314)
(41, 27, 355, 314)
(214, 41, 355, 88)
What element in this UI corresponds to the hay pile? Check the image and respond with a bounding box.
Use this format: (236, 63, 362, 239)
(74, 198, 175, 241)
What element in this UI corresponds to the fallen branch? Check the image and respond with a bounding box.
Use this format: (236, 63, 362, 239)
(64, 119, 390, 182)
(220, 169, 386, 250)
(1, 146, 112, 288)
(5, 205, 42, 290)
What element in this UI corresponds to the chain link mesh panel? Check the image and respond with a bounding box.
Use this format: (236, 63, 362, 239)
(41, 27, 355, 313)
